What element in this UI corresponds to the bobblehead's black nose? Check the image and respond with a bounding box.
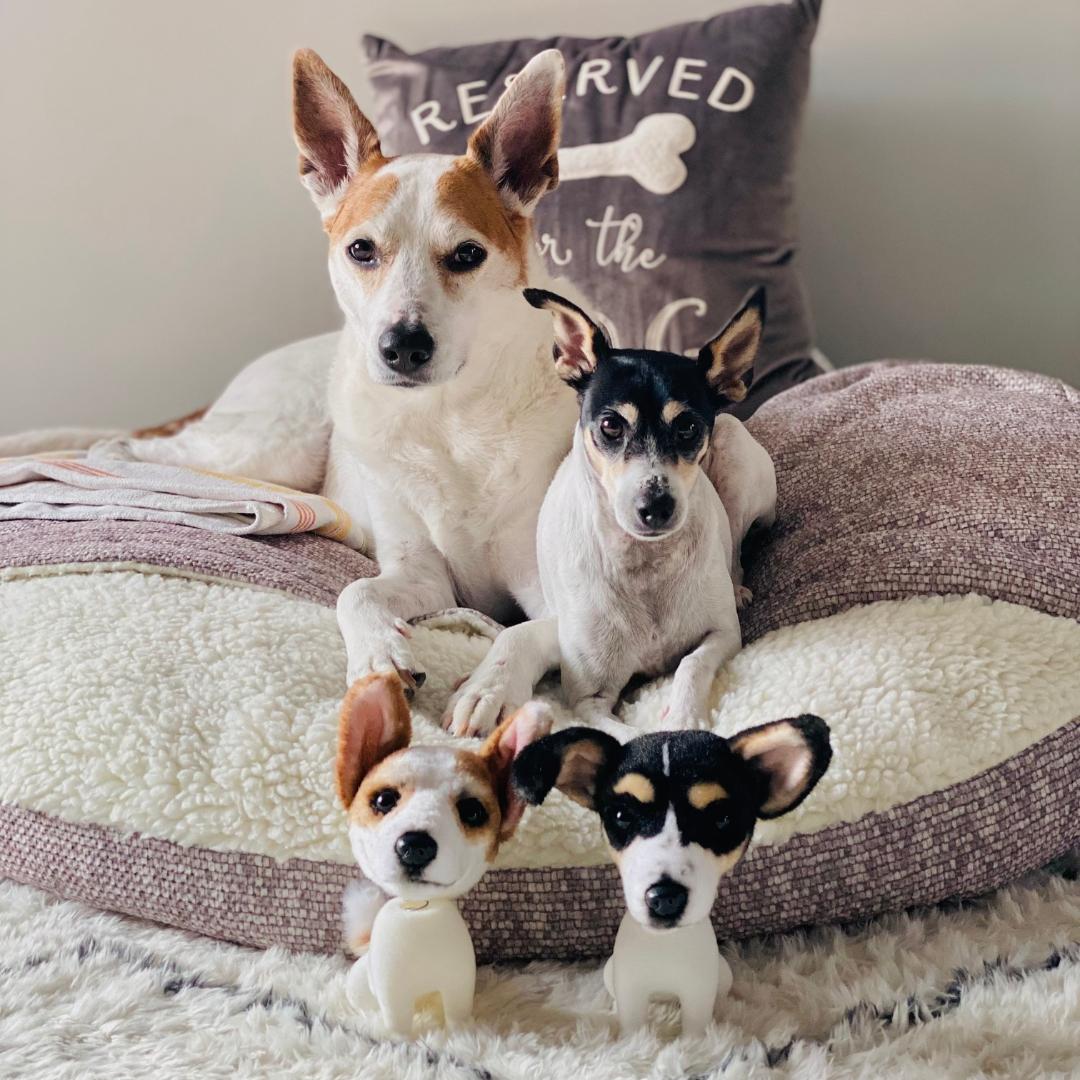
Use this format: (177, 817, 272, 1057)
(379, 322, 434, 373)
(636, 490, 676, 531)
(645, 878, 688, 922)
(395, 830, 438, 871)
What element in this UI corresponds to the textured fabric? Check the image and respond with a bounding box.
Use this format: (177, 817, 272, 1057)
(3, 716, 1077, 960)
(0, 441, 352, 540)
(5, 562, 1079, 869)
(742, 361, 1080, 640)
(0, 518, 377, 605)
(363, 1, 820, 387)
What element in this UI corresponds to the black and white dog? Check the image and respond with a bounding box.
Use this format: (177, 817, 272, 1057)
(512, 718, 831, 1034)
(512, 718, 832, 930)
(443, 287, 776, 737)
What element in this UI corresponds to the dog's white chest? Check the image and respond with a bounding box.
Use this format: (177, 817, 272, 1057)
(347, 898, 476, 1034)
(606, 913, 731, 1036)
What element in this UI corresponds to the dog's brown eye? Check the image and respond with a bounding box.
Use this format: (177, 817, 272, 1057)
(447, 242, 487, 272)
(457, 797, 489, 828)
(370, 788, 399, 814)
(347, 238, 377, 265)
(598, 414, 624, 442)
(674, 415, 702, 448)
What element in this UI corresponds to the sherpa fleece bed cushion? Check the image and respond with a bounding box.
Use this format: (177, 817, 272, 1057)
(2, 362, 1078, 962)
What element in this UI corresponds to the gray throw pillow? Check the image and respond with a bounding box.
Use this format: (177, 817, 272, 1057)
(362, 2, 821, 399)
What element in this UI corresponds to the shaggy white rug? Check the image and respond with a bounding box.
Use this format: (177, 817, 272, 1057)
(2, 866, 1077, 1080)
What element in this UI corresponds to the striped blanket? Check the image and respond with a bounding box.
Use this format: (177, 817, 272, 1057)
(0, 440, 352, 542)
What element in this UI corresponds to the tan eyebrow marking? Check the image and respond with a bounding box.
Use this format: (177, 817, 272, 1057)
(662, 401, 687, 424)
(688, 781, 727, 810)
(613, 773, 655, 803)
(435, 157, 529, 285)
(613, 403, 639, 425)
(327, 161, 398, 240)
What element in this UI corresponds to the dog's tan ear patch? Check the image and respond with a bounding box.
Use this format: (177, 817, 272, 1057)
(729, 714, 832, 819)
(467, 50, 565, 214)
(698, 286, 766, 401)
(293, 49, 386, 218)
(523, 288, 607, 386)
(481, 702, 553, 842)
(336, 672, 412, 809)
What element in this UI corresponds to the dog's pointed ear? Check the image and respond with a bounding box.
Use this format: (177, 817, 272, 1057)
(729, 714, 831, 819)
(512, 726, 622, 811)
(698, 286, 766, 403)
(524, 288, 608, 387)
(336, 673, 412, 810)
(467, 49, 565, 215)
(479, 702, 554, 842)
(293, 48, 385, 220)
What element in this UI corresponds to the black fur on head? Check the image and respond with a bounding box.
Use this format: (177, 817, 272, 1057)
(523, 287, 767, 488)
(513, 716, 830, 830)
(512, 717, 831, 928)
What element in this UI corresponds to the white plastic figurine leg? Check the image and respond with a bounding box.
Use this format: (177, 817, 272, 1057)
(439, 967, 477, 1028)
(345, 955, 377, 1009)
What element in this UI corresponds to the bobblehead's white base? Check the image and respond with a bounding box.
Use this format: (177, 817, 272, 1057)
(604, 913, 733, 1036)
(345, 897, 476, 1035)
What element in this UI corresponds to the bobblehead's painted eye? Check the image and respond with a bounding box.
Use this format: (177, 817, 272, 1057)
(598, 414, 625, 442)
(673, 414, 703, 449)
(446, 241, 487, 272)
(347, 238, 378, 265)
(457, 796, 489, 828)
(370, 788, 399, 815)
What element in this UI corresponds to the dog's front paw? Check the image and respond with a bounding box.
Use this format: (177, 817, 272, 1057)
(344, 616, 426, 695)
(735, 585, 753, 610)
(442, 662, 514, 739)
(447, 669, 514, 738)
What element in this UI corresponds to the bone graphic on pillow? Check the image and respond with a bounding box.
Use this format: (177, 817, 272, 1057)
(558, 114, 696, 196)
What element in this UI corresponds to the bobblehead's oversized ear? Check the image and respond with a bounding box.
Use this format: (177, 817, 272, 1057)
(467, 49, 565, 214)
(729, 714, 831, 819)
(698, 286, 766, 402)
(480, 702, 554, 842)
(511, 726, 622, 811)
(335, 672, 412, 809)
(293, 48, 385, 219)
(523, 288, 608, 387)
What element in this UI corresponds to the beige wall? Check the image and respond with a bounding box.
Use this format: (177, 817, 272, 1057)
(1, 0, 1077, 432)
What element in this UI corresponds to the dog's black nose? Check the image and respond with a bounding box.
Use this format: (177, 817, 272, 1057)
(636, 491, 676, 531)
(645, 878, 688, 922)
(394, 830, 438, 871)
(379, 323, 434, 372)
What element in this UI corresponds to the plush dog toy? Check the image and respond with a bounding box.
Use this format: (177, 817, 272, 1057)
(512, 716, 832, 1037)
(337, 672, 550, 1034)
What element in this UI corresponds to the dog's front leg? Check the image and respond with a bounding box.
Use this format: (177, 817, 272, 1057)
(443, 618, 560, 738)
(665, 626, 742, 730)
(337, 499, 455, 689)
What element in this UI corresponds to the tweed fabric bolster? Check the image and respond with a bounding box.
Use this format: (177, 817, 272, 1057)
(2, 715, 1076, 961)
(742, 362, 1080, 639)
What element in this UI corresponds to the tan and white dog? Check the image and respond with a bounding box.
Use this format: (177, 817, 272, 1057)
(127, 49, 775, 738)
(336, 671, 549, 1030)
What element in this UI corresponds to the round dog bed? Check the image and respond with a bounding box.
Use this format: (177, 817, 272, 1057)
(1, 362, 1077, 962)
